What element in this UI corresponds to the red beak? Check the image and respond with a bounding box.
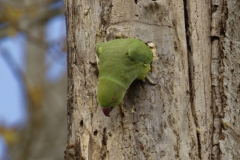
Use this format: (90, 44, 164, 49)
(102, 107, 113, 117)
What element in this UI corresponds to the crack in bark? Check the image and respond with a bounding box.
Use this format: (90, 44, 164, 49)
(101, 128, 108, 159)
(102, 127, 107, 146)
(196, 132, 201, 159)
(183, 0, 201, 159)
(210, 0, 224, 159)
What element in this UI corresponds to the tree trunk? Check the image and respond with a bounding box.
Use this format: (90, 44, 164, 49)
(64, 0, 240, 159)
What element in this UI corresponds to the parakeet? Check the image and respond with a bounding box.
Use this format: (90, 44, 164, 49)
(96, 38, 153, 117)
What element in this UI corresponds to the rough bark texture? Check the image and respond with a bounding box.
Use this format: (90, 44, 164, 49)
(218, 0, 240, 159)
(185, 0, 212, 159)
(65, 0, 239, 159)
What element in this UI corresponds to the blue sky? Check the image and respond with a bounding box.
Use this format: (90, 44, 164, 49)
(0, 14, 66, 159)
(0, 33, 27, 127)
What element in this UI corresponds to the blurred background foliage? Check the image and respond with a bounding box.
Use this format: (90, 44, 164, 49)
(0, 0, 67, 159)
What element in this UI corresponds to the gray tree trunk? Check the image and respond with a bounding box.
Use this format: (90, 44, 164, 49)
(64, 0, 240, 159)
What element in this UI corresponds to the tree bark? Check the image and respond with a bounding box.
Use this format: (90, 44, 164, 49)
(65, 0, 240, 159)
(215, 0, 240, 159)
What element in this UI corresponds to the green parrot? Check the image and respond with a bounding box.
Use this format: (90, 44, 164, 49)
(96, 38, 153, 117)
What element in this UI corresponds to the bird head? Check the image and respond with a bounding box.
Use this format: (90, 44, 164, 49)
(97, 78, 126, 117)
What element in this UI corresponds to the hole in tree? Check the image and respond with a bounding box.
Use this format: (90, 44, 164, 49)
(80, 120, 83, 127)
(94, 130, 98, 136)
(134, 0, 138, 4)
(122, 112, 125, 118)
(102, 128, 107, 146)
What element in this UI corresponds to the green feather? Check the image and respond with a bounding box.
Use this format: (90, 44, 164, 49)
(96, 38, 153, 109)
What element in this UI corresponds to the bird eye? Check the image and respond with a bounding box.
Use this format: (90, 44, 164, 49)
(111, 97, 116, 102)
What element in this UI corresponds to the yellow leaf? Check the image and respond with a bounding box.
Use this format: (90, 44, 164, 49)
(7, 27, 18, 36)
(0, 127, 19, 145)
(0, 5, 24, 23)
(28, 86, 43, 108)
